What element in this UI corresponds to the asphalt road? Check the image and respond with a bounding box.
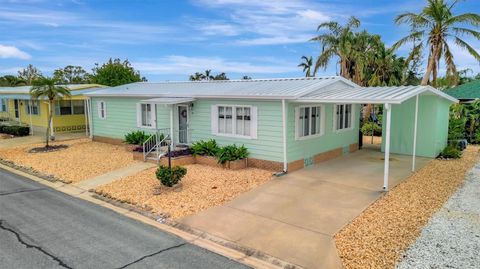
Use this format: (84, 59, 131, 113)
(0, 168, 249, 269)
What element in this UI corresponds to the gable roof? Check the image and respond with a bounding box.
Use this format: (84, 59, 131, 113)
(85, 77, 458, 104)
(445, 80, 480, 100)
(85, 77, 356, 99)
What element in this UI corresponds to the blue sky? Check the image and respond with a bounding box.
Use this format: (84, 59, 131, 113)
(0, 0, 479, 82)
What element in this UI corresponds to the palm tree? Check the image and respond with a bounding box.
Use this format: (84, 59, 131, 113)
(310, 16, 360, 78)
(298, 56, 313, 77)
(393, 0, 480, 86)
(30, 77, 71, 147)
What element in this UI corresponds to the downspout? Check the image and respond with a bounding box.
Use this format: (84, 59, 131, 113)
(282, 99, 288, 173)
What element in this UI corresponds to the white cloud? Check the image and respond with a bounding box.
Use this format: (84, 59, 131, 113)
(134, 55, 297, 75)
(0, 44, 31, 59)
(192, 0, 331, 45)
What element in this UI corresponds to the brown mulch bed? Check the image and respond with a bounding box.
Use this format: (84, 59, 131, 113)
(335, 145, 480, 269)
(95, 164, 273, 219)
(0, 138, 138, 183)
(28, 145, 69, 153)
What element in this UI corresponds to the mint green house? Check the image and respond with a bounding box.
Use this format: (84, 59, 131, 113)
(85, 77, 457, 189)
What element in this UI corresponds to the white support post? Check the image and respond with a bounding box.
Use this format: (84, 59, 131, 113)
(281, 99, 288, 172)
(383, 103, 392, 191)
(29, 100, 33, 135)
(170, 105, 174, 151)
(412, 95, 419, 172)
(84, 100, 88, 137)
(88, 99, 93, 139)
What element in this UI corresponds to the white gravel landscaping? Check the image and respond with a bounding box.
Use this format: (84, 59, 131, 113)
(396, 162, 480, 269)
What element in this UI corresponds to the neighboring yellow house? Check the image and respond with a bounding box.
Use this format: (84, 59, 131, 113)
(0, 84, 104, 134)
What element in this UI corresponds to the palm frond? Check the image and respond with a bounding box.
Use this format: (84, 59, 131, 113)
(451, 27, 480, 40)
(391, 31, 424, 50)
(447, 13, 480, 26)
(455, 37, 480, 61)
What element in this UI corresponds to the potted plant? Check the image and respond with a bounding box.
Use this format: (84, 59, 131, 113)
(216, 144, 249, 170)
(124, 130, 150, 152)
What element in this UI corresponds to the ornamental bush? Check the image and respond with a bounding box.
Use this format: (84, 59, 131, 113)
(0, 124, 30, 136)
(124, 130, 150, 145)
(216, 144, 249, 164)
(190, 139, 219, 156)
(361, 121, 382, 136)
(156, 165, 187, 187)
(439, 145, 462, 159)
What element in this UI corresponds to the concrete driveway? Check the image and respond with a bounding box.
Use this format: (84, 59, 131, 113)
(179, 146, 430, 269)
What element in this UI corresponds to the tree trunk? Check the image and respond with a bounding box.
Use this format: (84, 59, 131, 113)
(46, 100, 53, 147)
(421, 43, 440, 86)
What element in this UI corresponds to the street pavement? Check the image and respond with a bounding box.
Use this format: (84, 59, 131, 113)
(0, 168, 249, 269)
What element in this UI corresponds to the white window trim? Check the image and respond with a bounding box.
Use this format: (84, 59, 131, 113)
(295, 104, 325, 140)
(136, 102, 156, 129)
(333, 104, 355, 133)
(211, 104, 257, 139)
(25, 100, 40, 116)
(97, 100, 107, 120)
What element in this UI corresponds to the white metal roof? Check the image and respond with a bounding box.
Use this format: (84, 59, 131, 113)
(140, 97, 195, 104)
(86, 77, 356, 99)
(85, 77, 458, 104)
(297, 85, 458, 104)
(0, 84, 104, 94)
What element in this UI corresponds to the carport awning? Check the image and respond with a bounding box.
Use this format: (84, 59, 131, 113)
(140, 97, 195, 105)
(295, 85, 458, 104)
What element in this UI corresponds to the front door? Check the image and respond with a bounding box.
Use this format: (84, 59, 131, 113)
(178, 105, 188, 144)
(13, 100, 20, 119)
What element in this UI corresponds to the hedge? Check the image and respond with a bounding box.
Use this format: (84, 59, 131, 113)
(0, 124, 30, 136)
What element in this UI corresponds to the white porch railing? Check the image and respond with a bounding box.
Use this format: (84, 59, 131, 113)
(142, 128, 171, 162)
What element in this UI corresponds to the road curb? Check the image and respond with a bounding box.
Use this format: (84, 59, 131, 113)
(0, 163, 293, 269)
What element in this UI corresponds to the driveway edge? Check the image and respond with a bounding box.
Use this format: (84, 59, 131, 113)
(0, 163, 294, 269)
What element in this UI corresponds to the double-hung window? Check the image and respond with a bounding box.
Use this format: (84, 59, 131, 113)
(26, 100, 40, 115)
(334, 104, 353, 131)
(212, 105, 257, 138)
(136, 103, 156, 128)
(295, 105, 323, 139)
(0, 98, 7, 112)
(97, 101, 106, 119)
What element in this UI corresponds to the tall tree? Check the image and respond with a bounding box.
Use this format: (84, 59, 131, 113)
(310, 16, 360, 79)
(30, 77, 71, 147)
(18, 64, 42, 85)
(393, 0, 480, 86)
(298, 56, 313, 77)
(0, 75, 26, 86)
(53, 65, 91, 84)
(242, 75, 252, 80)
(91, 58, 146, 86)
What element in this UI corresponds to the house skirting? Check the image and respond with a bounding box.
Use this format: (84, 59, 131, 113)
(93, 135, 358, 173)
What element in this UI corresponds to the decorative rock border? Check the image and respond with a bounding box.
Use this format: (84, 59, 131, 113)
(0, 158, 65, 183)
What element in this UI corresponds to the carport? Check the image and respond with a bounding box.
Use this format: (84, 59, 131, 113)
(297, 85, 458, 191)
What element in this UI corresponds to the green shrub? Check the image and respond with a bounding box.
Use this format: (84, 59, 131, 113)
(448, 117, 466, 140)
(216, 144, 249, 164)
(472, 129, 480, 144)
(124, 130, 150, 145)
(439, 145, 462, 159)
(156, 165, 187, 187)
(0, 124, 30, 136)
(361, 121, 382, 136)
(190, 139, 219, 156)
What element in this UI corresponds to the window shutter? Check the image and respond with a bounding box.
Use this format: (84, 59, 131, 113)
(211, 105, 218, 135)
(151, 104, 157, 128)
(350, 104, 355, 128)
(136, 103, 142, 127)
(250, 106, 258, 139)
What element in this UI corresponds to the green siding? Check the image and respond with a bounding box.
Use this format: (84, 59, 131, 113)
(286, 103, 359, 163)
(189, 99, 284, 162)
(91, 97, 171, 139)
(381, 94, 451, 158)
